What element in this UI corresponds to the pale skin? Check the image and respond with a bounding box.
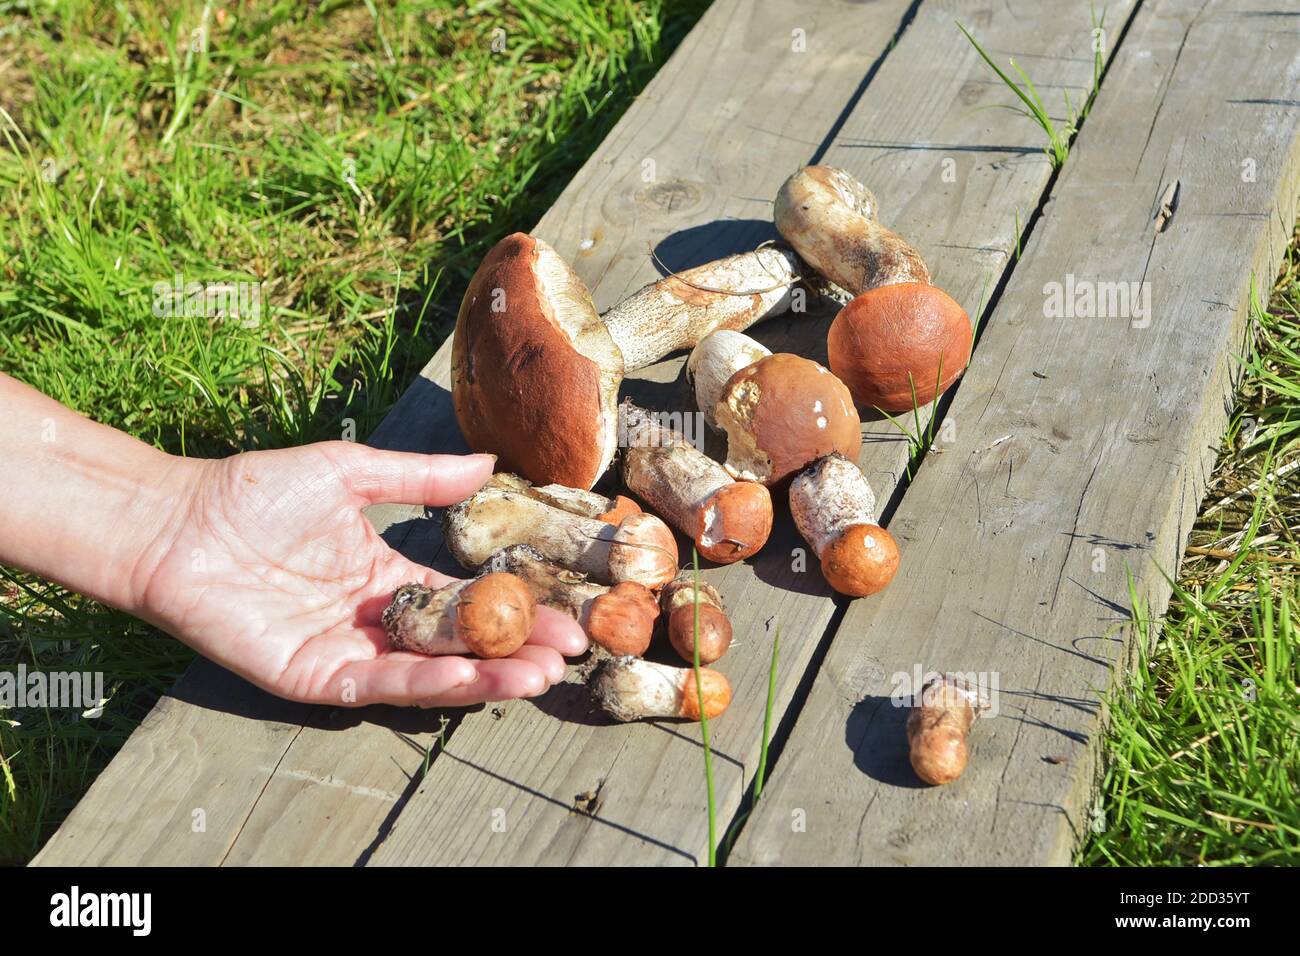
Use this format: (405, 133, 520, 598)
(0, 373, 588, 707)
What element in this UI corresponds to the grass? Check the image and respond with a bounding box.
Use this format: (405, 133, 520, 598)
(0, 0, 709, 866)
(1082, 238, 1300, 866)
(958, 5, 1107, 169)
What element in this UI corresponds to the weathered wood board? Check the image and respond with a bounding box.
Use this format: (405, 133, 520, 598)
(32, 0, 915, 866)
(367, 0, 1139, 866)
(730, 0, 1300, 866)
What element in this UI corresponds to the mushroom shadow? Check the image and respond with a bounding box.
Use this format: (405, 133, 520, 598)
(846, 693, 927, 789)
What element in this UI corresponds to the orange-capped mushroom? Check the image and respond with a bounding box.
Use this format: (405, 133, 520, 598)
(789, 453, 899, 597)
(828, 283, 972, 413)
(382, 572, 534, 659)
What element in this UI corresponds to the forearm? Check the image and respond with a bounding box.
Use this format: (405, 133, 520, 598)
(0, 373, 201, 615)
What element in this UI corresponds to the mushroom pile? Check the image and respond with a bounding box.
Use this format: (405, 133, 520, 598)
(383, 165, 974, 727)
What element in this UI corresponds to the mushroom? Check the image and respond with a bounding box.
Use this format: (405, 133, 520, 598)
(451, 234, 800, 490)
(774, 165, 930, 294)
(686, 329, 772, 431)
(690, 332, 861, 486)
(789, 453, 899, 597)
(600, 246, 800, 369)
(620, 402, 773, 564)
(488, 545, 659, 656)
(908, 674, 990, 785)
(589, 655, 732, 722)
(382, 573, 535, 659)
(828, 282, 973, 412)
(444, 473, 678, 589)
(659, 573, 733, 664)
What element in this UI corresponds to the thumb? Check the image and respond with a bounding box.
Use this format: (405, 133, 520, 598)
(332, 443, 496, 507)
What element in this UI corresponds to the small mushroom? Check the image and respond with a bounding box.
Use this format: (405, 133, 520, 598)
(789, 453, 899, 597)
(696, 334, 860, 486)
(489, 545, 658, 656)
(828, 282, 973, 412)
(659, 573, 733, 664)
(444, 473, 678, 589)
(451, 235, 799, 490)
(589, 655, 732, 722)
(908, 674, 990, 785)
(382, 573, 535, 659)
(686, 329, 772, 431)
(620, 402, 773, 564)
(774, 165, 929, 294)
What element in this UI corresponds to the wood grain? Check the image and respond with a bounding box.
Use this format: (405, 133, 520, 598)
(368, 0, 1139, 866)
(730, 0, 1300, 866)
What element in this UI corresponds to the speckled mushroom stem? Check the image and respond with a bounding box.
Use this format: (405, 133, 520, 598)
(444, 473, 678, 588)
(382, 573, 534, 659)
(600, 247, 800, 370)
(488, 545, 659, 656)
(789, 453, 899, 597)
(775, 165, 929, 295)
(619, 402, 773, 564)
(589, 655, 732, 722)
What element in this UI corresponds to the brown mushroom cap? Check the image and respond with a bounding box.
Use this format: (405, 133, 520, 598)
(694, 480, 773, 564)
(820, 523, 899, 597)
(828, 283, 972, 413)
(586, 581, 660, 656)
(716, 353, 862, 486)
(666, 604, 732, 665)
(454, 572, 536, 658)
(907, 681, 978, 785)
(451, 233, 624, 489)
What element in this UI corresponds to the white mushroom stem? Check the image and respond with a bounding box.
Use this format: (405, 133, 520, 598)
(487, 545, 611, 620)
(788, 453, 879, 555)
(687, 330, 773, 431)
(444, 474, 677, 588)
(588, 655, 732, 722)
(601, 247, 799, 370)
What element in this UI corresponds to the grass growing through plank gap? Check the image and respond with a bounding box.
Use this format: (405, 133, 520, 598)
(688, 548, 717, 867)
(957, 5, 1107, 169)
(1083, 242, 1300, 866)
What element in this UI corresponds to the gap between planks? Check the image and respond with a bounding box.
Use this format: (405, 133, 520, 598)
(367, 0, 1142, 866)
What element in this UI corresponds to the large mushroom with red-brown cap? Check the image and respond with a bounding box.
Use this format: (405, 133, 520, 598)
(451, 233, 625, 491)
(451, 233, 800, 490)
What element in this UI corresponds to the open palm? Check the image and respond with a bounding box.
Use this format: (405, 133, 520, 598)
(137, 442, 586, 706)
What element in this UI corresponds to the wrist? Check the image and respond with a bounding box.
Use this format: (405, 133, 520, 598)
(114, 450, 210, 621)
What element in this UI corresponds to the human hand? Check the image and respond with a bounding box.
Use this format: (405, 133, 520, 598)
(134, 443, 587, 707)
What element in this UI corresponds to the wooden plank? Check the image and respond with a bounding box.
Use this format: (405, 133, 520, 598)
(730, 0, 1300, 867)
(368, 0, 1139, 866)
(31, 0, 901, 866)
